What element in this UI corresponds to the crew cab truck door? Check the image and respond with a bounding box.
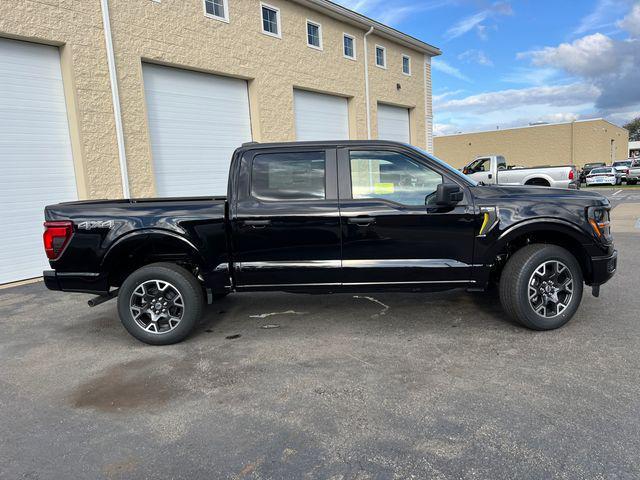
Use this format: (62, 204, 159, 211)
(230, 147, 341, 289)
(338, 147, 477, 287)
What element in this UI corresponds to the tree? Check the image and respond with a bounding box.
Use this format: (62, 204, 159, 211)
(623, 117, 640, 142)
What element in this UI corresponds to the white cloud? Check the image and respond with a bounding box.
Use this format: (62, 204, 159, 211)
(458, 49, 493, 66)
(433, 89, 466, 102)
(433, 123, 461, 136)
(444, 1, 513, 40)
(337, 0, 451, 26)
(573, 0, 631, 35)
(520, 33, 619, 77)
(431, 58, 472, 82)
(435, 83, 600, 113)
(520, 32, 640, 110)
(501, 67, 558, 86)
(618, 3, 640, 37)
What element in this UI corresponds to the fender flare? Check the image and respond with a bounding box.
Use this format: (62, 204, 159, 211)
(101, 228, 206, 271)
(485, 218, 592, 260)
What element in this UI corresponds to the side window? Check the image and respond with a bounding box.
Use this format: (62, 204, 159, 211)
(350, 151, 443, 206)
(251, 151, 326, 201)
(497, 156, 507, 170)
(469, 157, 490, 172)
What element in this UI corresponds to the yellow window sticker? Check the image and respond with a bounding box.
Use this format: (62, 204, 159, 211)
(374, 183, 394, 194)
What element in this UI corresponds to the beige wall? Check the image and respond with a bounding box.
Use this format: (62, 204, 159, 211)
(434, 119, 629, 169)
(0, 0, 435, 199)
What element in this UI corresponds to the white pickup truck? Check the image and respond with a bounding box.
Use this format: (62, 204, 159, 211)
(461, 155, 580, 189)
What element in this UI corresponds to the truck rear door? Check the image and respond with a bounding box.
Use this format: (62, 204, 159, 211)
(230, 146, 341, 289)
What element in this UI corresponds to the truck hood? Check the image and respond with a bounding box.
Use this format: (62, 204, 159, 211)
(469, 184, 609, 207)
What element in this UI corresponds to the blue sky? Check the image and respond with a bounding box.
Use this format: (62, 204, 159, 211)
(337, 0, 640, 135)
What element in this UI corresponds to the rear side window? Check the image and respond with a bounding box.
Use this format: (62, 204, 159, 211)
(251, 151, 326, 201)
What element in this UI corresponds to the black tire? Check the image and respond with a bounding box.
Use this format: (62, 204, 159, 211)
(629, 179, 637, 185)
(117, 262, 204, 345)
(499, 244, 583, 330)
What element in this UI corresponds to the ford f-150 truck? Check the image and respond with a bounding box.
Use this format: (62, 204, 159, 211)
(462, 155, 579, 189)
(43, 141, 617, 345)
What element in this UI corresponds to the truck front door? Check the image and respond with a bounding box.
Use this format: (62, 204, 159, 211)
(230, 147, 341, 289)
(464, 157, 494, 184)
(338, 147, 477, 287)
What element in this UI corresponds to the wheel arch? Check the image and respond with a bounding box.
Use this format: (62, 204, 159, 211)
(523, 175, 552, 186)
(102, 229, 206, 288)
(489, 219, 593, 282)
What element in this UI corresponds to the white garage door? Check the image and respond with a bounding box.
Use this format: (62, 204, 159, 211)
(0, 39, 77, 284)
(142, 64, 252, 197)
(294, 89, 349, 141)
(377, 103, 411, 144)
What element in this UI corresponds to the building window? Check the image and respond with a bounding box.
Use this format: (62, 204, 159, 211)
(204, 0, 228, 21)
(343, 34, 356, 59)
(306, 20, 322, 50)
(402, 54, 411, 75)
(375, 45, 386, 68)
(261, 3, 281, 38)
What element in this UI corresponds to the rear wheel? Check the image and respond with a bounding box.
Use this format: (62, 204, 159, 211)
(117, 262, 204, 345)
(499, 244, 583, 330)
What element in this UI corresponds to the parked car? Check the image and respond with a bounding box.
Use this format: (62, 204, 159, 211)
(461, 155, 579, 189)
(43, 141, 616, 345)
(612, 160, 633, 183)
(626, 159, 640, 185)
(580, 162, 606, 183)
(585, 167, 618, 186)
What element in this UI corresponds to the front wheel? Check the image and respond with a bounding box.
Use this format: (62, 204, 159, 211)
(499, 244, 583, 330)
(117, 262, 204, 345)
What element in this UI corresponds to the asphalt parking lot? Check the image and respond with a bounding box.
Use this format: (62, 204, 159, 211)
(1, 188, 639, 479)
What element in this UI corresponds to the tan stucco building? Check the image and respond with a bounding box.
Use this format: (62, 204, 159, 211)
(0, 0, 440, 199)
(434, 119, 629, 169)
(0, 0, 440, 284)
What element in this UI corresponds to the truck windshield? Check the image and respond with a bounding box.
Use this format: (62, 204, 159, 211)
(409, 146, 479, 186)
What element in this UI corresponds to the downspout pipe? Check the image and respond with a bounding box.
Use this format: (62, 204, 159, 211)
(100, 0, 130, 198)
(363, 26, 374, 140)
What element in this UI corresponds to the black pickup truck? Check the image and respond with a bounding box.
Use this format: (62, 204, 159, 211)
(43, 141, 617, 344)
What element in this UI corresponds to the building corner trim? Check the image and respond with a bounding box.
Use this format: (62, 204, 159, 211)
(101, 0, 130, 198)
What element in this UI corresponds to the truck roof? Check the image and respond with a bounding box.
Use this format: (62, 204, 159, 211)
(238, 140, 412, 151)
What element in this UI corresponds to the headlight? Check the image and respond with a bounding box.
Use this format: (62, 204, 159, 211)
(587, 206, 611, 241)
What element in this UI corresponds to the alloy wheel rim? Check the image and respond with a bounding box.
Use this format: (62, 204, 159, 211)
(527, 260, 574, 318)
(129, 280, 184, 334)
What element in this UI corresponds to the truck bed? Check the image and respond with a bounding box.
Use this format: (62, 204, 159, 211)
(44, 196, 229, 292)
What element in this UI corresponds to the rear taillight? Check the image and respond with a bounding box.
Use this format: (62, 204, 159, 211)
(569, 169, 574, 180)
(43, 221, 73, 260)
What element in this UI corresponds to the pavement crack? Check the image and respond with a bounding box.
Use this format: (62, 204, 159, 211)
(353, 295, 389, 317)
(249, 310, 306, 319)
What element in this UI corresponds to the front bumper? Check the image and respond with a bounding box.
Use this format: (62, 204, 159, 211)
(43, 270, 109, 295)
(588, 250, 617, 286)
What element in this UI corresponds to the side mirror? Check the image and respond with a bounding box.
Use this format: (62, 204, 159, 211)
(462, 167, 469, 175)
(435, 183, 463, 206)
